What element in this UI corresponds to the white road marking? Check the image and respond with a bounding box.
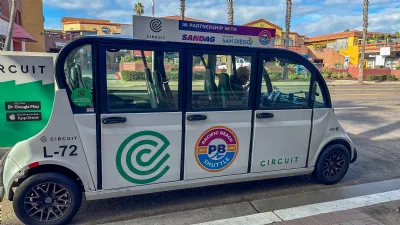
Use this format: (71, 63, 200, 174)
(334, 107, 368, 110)
(274, 189, 400, 221)
(195, 189, 400, 225)
(194, 212, 281, 225)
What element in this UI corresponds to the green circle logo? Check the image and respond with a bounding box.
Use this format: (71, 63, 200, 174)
(116, 131, 171, 184)
(71, 88, 92, 107)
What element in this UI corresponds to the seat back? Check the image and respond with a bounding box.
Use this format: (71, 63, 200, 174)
(204, 69, 218, 101)
(67, 63, 86, 90)
(144, 67, 158, 108)
(152, 70, 169, 108)
(218, 73, 231, 108)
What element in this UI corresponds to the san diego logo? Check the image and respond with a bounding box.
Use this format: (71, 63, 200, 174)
(195, 126, 239, 172)
(258, 30, 272, 45)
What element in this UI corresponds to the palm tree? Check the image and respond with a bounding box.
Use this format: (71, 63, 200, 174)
(344, 29, 350, 32)
(282, 0, 292, 79)
(284, 0, 292, 49)
(373, 33, 380, 43)
(4, 0, 17, 51)
(384, 33, 392, 43)
(358, 0, 368, 84)
(227, 0, 234, 25)
(134, 2, 144, 16)
(180, 0, 185, 20)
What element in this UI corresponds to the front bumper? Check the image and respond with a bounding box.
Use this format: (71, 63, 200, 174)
(0, 151, 9, 202)
(351, 148, 358, 163)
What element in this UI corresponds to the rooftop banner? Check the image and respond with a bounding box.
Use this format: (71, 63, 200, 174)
(132, 15, 276, 48)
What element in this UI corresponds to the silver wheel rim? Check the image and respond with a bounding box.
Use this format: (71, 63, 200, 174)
(323, 150, 345, 179)
(24, 182, 71, 222)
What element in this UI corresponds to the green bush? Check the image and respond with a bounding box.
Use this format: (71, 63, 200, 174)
(321, 68, 333, 77)
(120, 55, 134, 63)
(121, 70, 145, 81)
(166, 70, 179, 81)
(334, 63, 343, 69)
(331, 72, 339, 79)
(288, 73, 298, 80)
(396, 66, 400, 70)
(193, 71, 206, 80)
(322, 73, 330, 79)
(269, 72, 282, 81)
(366, 74, 398, 81)
(387, 74, 398, 81)
(343, 72, 351, 79)
(288, 73, 310, 80)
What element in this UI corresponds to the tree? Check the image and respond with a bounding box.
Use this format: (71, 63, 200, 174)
(4, 0, 17, 51)
(227, 0, 234, 25)
(285, 0, 292, 49)
(134, 2, 144, 16)
(395, 31, 400, 39)
(384, 33, 392, 43)
(344, 29, 350, 32)
(226, 0, 234, 75)
(358, 0, 368, 84)
(283, 0, 292, 79)
(373, 33, 380, 42)
(180, 0, 185, 20)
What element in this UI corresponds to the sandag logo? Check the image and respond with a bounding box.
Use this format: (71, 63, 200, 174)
(258, 30, 272, 45)
(195, 126, 239, 172)
(182, 34, 215, 43)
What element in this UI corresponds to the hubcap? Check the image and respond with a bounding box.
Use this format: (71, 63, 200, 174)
(323, 150, 345, 179)
(24, 182, 71, 222)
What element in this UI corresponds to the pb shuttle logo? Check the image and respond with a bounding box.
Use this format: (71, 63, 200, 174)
(195, 126, 239, 172)
(116, 131, 170, 184)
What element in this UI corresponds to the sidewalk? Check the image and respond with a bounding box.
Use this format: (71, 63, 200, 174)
(102, 180, 400, 225)
(275, 208, 384, 225)
(326, 80, 400, 85)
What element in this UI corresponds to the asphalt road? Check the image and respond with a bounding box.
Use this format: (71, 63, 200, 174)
(1, 83, 400, 225)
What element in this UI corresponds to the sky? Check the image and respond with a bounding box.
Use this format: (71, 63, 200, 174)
(43, 0, 400, 37)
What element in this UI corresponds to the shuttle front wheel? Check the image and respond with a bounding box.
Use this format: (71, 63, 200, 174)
(13, 172, 82, 225)
(314, 144, 350, 185)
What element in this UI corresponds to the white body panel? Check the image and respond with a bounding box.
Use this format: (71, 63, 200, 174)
(252, 109, 312, 173)
(4, 90, 96, 199)
(184, 111, 251, 180)
(85, 167, 314, 200)
(101, 112, 182, 189)
(308, 109, 355, 167)
(74, 114, 98, 188)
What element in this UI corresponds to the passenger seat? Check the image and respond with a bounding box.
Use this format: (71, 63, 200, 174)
(218, 73, 232, 108)
(204, 69, 218, 102)
(144, 67, 158, 108)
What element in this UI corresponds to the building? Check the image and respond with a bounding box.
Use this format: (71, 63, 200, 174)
(21, 0, 45, 52)
(242, 19, 308, 55)
(305, 30, 399, 69)
(242, 19, 283, 45)
(362, 42, 400, 69)
(61, 17, 125, 36)
(44, 29, 73, 52)
(0, 0, 38, 51)
(44, 17, 127, 53)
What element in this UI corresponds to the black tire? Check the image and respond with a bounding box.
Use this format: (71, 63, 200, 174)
(314, 144, 350, 185)
(13, 172, 82, 225)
